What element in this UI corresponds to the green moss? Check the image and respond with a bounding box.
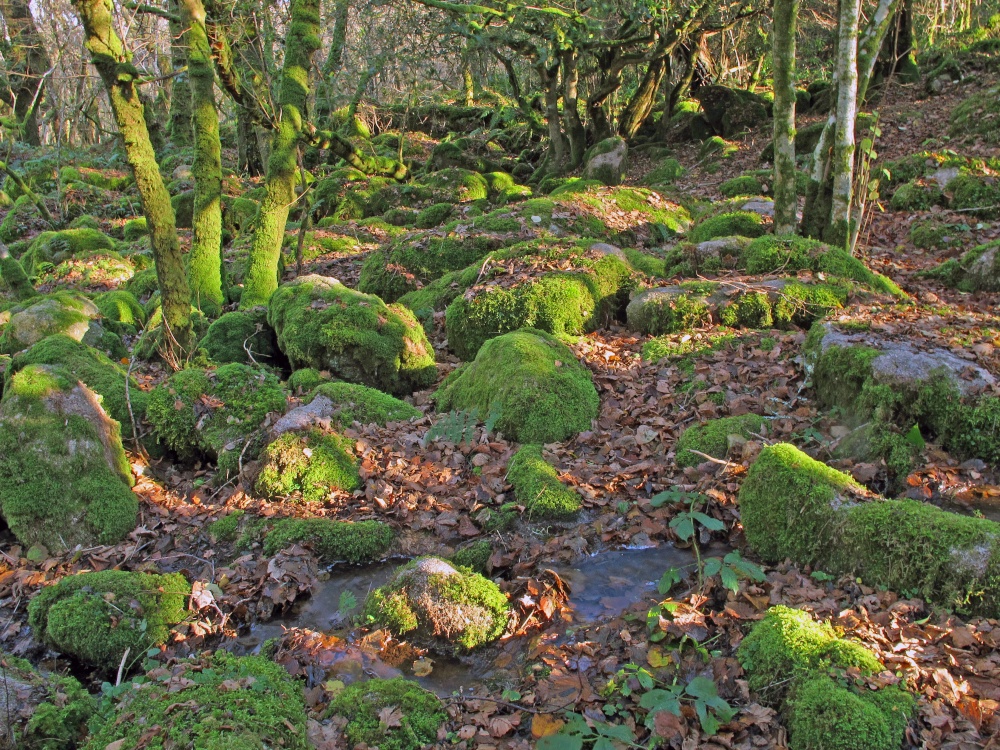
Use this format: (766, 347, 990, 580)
(452, 539, 492, 573)
(27, 570, 189, 671)
(199, 308, 281, 366)
(434, 329, 598, 444)
(949, 174, 1000, 216)
(8, 333, 147, 437)
(644, 158, 684, 185)
(207, 508, 245, 542)
(83, 652, 308, 750)
(0, 195, 37, 243)
(950, 84, 1000, 144)
(740, 444, 1000, 615)
(909, 219, 965, 249)
(287, 367, 330, 393)
(146, 363, 286, 461)
(626, 288, 712, 336)
(123, 216, 148, 241)
(719, 175, 763, 197)
(125, 267, 159, 299)
(69, 214, 101, 230)
(507, 444, 581, 519)
(19, 229, 116, 276)
(699, 136, 738, 160)
(445, 252, 634, 359)
(414, 201, 454, 228)
(255, 428, 359, 500)
(0, 364, 137, 550)
(364, 557, 509, 651)
(641, 330, 736, 362)
(889, 180, 944, 211)
(676, 414, 766, 467)
(383, 207, 417, 226)
(268, 275, 436, 394)
(262, 518, 393, 562)
(307, 381, 420, 425)
(424, 168, 488, 202)
(689, 211, 766, 243)
(93, 289, 146, 334)
(327, 678, 445, 750)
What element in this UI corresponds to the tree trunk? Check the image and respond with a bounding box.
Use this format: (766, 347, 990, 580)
(72, 0, 194, 355)
(167, 0, 193, 148)
(237, 105, 264, 175)
(0, 243, 37, 300)
(0, 0, 51, 144)
(772, 0, 800, 235)
(240, 0, 321, 308)
(180, 0, 224, 316)
(539, 60, 568, 177)
(561, 50, 586, 169)
(619, 56, 667, 140)
(317, 0, 350, 119)
(461, 43, 475, 106)
(827, 0, 860, 249)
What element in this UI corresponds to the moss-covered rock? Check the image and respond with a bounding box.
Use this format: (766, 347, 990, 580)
(122, 216, 148, 241)
(434, 329, 598, 443)
(28, 570, 189, 671)
(146, 363, 286, 462)
(30, 250, 134, 294)
(424, 168, 489, 202)
(452, 539, 493, 573)
(923, 238, 1000, 291)
(0, 292, 120, 355)
(414, 201, 454, 228)
(262, 517, 393, 562)
(643, 157, 684, 185)
(254, 428, 359, 500)
(327, 677, 446, 750)
(696, 85, 771, 137)
(18, 229, 116, 276)
(719, 175, 765, 198)
(93, 289, 146, 335)
(364, 556, 509, 652)
(0, 195, 38, 242)
(583, 136, 628, 186)
(267, 275, 436, 394)
(8, 334, 147, 438)
(0, 364, 137, 550)
(507, 444, 581, 519)
(124, 267, 159, 300)
(738, 606, 914, 750)
(676, 414, 766, 467)
(83, 652, 308, 750)
(625, 284, 713, 335)
(286, 367, 330, 394)
(306, 381, 420, 425)
(689, 210, 767, 243)
(950, 83, 1000, 144)
(889, 180, 945, 211)
(948, 174, 1000, 217)
(740, 444, 1000, 616)
(199, 308, 282, 366)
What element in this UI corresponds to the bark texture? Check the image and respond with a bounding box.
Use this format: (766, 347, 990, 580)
(0, 0, 51, 144)
(772, 0, 800, 235)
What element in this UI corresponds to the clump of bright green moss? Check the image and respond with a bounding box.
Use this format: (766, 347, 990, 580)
(146, 362, 286, 461)
(198, 308, 282, 366)
(415, 202, 454, 228)
(327, 678, 446, 750)
(689, 211, 766, 243)
(255, 428, 360, 501)
(83, 652, 308, 750)
(507, 444, 581, 519)
(890, 180, 944, 211)
(676, 414, 765, 467)
(267, 275, 436, 394)
(364, 556, 509, 652)
(452, 539, 493, 573)
(434, 329, 598, 444)
(0, 364, 137, 550)
(307, 381, 420, 425)
(740, 444, 1000, 616)
(719, 175, 764, 197)
(28, 570, 190, 671)
(93, 290, 146, 335)
(738, 606, 914, 750)
(207, 508, 245, 542)
(262, 518, 393, 562)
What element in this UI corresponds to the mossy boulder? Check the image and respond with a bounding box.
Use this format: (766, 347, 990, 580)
(414, 201, 454, 229)
(327, 678, 446, 750)
(0, 651, 96, 749)
(889, 180, 945, 211)
(948, 174, 1000, 217)
(28, 570, 189, 671)
(364, 556, 509, 652)
(434, 329, 598, 443)
(199, 308, 282, 366)
(625, 285, 712, 335)
(806, 321, 1000, 465)
(696, 85, 771, 137)
(738, 606, 914, 750)
(719, 175, 764, 198)
(262, 518, 393, 562)
(0, 364, 137, 551)
(8, 334, 147, 439)
(583, 136, 628, 186)
(0, 195, 38, 242)
(286, 367, 330, 394)
(146, 363, 286, 462)
(83, 652, 308, 750)
(676, 414, 766, 467)
(689, 210, 767, 243)
(424, 168, 489, 203)
(18, 229, 116, 276)
(924, 238, 1000, 291)
(950, 84, 1000, 144)
(507, 444, 581, 519)
(254, 428, 360, 501)
(31, 250, 135, 294)
(122, 217, 148, 241)
(740, 444, 1000, 616)
(643, 157, 684, 185)
(305, 381, 420, 426)
(267, 275, 436, 394)
(93, 289, 146, 335)
(0, 292, 122, 356)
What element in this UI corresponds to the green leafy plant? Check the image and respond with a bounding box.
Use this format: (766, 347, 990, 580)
(536, 711, 637, 750)
(423, 403, 502, 447)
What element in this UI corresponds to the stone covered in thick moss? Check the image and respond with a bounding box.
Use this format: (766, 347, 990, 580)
(643, 157, 684, 185)
(583, 136, 628, 186)
(262, 518, 393, 562)
(435, 329, 598, 444)
(924, 239, 1000, 292)
(507, 444, 581, 519)
(364, 556, 509, 652)
(889, 180, 945, 211)
(689, 211, 767, 243)
(268, 275, 436, 394)
(122, 216, 148, 241)
(93, 289, 146, 335)
(445, 246, 634, 360)
(719, 175, 765, 198)
(424, 168, 488, 202)
(676, 414, 765, 467)
(740, 444, 1000, 616)
(328, 677, 446, 750)
(17, 229, 116, 276)
(255, 428, 359, 501)
(0, 292, 114, 355)
(950, 83, 1000, 144)
(146, 363, 286, 461)
(8, 334, 147, 438)
(286, 368, 329, 394)
(415, 201, 454, 228)
(199, 308, 282, 366)
(307, 381, 420, 425)
(28, 570, 189, 671)
(0, 364, 137, 550)
(83, 652, 308, 750)
(738, 606, 914, 750)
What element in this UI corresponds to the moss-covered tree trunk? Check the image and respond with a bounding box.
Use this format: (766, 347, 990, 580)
(619, 56, 667, 140)
(827, 0, 860, 249)
(237, 105, 263, 175)
(538, 60, 567, 177)
(240, 0, 320, 308)
(561, 50, 586, 170)
(71, 0, 194, 354)
(772, 0, 800, 236)
(0, 243, 37, 300)
(180, 0, 224, 316)
(0, 0, 51, 145)
(167, 0, 193, 148)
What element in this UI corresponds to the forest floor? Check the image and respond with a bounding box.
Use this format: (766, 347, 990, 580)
(2, 66, 1000, 750)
